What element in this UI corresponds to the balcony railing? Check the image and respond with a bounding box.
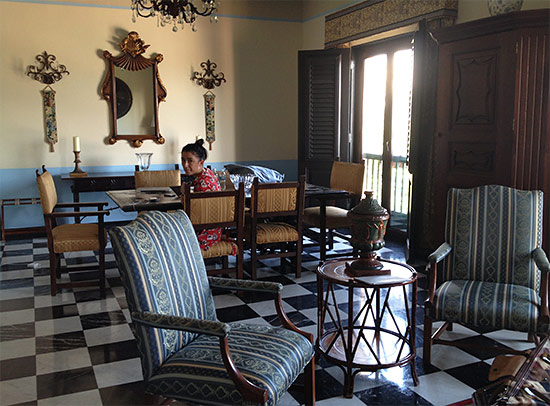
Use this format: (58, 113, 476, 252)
(363, 153, 410, 215)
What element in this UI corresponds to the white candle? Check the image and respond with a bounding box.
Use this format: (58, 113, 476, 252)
(73, 136, 80, 152)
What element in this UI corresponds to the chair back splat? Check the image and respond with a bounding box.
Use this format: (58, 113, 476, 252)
(109, 210, 315, 405)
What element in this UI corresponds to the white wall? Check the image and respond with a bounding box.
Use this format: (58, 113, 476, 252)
(0, 1, 302, 171)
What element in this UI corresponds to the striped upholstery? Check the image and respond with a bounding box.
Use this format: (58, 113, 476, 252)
(109, 210, 216, 381)
(148, 322, 313, 406)
(443, 185, 542, 289)
(433, 185, 545, 333)
(109, 210, 313, 405)
(434, 280, 540, 332)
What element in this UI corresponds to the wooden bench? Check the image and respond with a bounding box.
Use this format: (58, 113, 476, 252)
(1, 197, 42, 241)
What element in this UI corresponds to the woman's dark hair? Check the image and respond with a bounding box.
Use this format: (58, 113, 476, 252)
(181, 139, 207, 161)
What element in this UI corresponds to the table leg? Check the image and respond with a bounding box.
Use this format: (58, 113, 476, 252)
(410, 280, 419, 385)
(319, 202, 327, 260)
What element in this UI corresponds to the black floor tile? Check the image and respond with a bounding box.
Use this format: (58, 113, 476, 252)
(36, 366, 98, 399)
(36, 330, 88, 355)
(88, 340, 140, 365)
(356, 383, 432, 405)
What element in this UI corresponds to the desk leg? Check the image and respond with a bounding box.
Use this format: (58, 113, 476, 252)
(72, 188, 81, 224)
(320, 202, 327, 261)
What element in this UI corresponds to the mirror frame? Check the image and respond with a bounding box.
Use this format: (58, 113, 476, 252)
(101, 31, 167, 147)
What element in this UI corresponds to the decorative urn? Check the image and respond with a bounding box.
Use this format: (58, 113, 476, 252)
(346, 191, 390, 276)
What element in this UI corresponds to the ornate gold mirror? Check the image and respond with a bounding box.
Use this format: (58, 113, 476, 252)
(101, 31, 166, 147)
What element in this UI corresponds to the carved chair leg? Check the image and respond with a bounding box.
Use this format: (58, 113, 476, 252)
(447, 322, 453, 332)
(99, 247, 106, 298)
(423, 315, 433, 368)
(296, 240, 302, 279)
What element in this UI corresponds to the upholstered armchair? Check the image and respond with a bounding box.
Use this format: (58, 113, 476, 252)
(246, 176, 305, 279)
(36, 166, 109, 296)
(423, 185, 550, 367)
(109, 210, 315, 406)
(303, 160, 365, 260)
(182, 182, 245, 279)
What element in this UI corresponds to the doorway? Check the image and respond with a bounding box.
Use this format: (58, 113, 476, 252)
(354, 36, 414, 235)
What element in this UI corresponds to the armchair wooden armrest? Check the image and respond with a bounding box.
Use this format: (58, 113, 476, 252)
(47, 210, 110, 219)
(132, 310, 268, 404)
(426, 242, 453, 305)
(56, 202, 107, 209)
(533, 248, 550, 321)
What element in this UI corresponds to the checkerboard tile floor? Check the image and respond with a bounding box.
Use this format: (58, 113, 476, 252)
(0, 233, 537, 405)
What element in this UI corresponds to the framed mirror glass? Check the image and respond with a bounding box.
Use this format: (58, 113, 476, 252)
(101, 31, 166, 147)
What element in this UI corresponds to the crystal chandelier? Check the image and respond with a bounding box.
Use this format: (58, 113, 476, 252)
(131, 0, 218, 32)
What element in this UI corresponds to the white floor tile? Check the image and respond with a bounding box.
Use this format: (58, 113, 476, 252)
(212, 293, 245, 309)
(0, 269, 33, 281)
(76, 297, 122, 316)
(0, 287, 35, 300)
(325, 366, 389, 392)
(84, 323, 135, 347)
(0, 308, 35, 326)
(34, 292, 76, 308)
(36, 347, 92, 375)
(408, 371, 475, 405)
(35, 316, 82, 337)
(0, 337, 36, 361)
(93, 357, 143, 388)
(247, 299, 295, 317)
(0, 376, 37, 405)
(279, 284, 314, 298)
(1, 255, 34, 265)
(416, 345, 481, 370)
(484, 329, 537, 352)
(316, 395, 367, 406)
(3, 243, 33, 251)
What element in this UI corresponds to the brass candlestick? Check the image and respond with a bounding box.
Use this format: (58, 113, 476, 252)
(70, 151, 88, 177)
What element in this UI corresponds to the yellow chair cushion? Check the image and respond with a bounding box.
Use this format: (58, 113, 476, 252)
(303, 206, 351, 229)
(52, 223, 105, 253)
(253, 222, 298, 244)
(201, 239, 238, 258)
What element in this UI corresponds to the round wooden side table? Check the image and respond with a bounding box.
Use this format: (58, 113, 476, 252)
(316, 257, 419, 397)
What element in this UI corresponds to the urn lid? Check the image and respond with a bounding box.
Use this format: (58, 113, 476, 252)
(348, 191, 388, 217)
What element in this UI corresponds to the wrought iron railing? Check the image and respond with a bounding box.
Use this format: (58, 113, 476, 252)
(363, 153, 410, 215)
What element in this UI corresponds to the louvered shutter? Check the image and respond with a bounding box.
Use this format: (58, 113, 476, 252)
(298, 48, 350, 187)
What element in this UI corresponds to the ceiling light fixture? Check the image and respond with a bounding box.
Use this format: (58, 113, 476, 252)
(131, 0, 219, 32)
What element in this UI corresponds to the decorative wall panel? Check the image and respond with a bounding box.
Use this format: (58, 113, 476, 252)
(325, 0, 457, 46)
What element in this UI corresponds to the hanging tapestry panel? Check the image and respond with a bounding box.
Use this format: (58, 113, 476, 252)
(204, 91, 216, 150)
(42, 86, 58, 152)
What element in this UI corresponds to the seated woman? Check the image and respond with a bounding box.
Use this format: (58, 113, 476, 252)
(180, 139, 235, 254)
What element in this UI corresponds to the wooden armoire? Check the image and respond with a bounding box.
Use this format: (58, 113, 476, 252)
(430, 9, 549, 250)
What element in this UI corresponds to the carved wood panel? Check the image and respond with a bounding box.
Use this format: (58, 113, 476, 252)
(452, 52, 497, 125)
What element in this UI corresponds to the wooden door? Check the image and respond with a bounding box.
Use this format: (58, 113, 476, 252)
(432, 31, 517, 240)
(298, 48, 351, 187)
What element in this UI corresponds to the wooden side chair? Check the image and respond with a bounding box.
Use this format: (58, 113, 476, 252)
(303, 160, 365, 260)
(35, 166, 109, 296)
(245, 176, 305, 279)
(134, 166, 181, 189)
(423, 184, 550, 367)
(108, 210, 315, 405)
(182, 182, 245, 279)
